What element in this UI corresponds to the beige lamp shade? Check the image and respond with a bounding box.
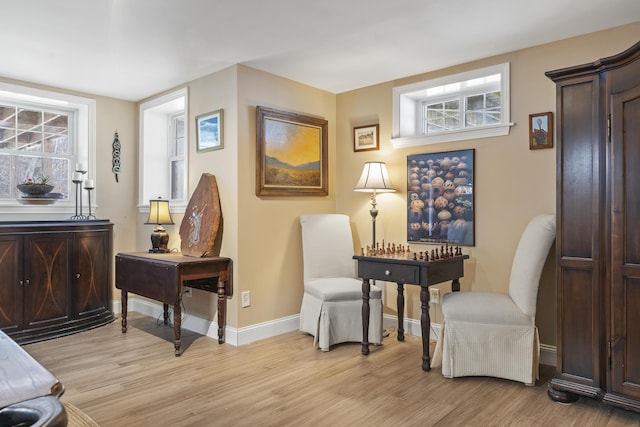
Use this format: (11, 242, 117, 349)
(145, 198, 174, 253)
(146, 198, 175, 225)
(354, 161, 396, 193)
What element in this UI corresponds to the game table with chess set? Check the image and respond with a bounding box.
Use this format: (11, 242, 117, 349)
(354, 241, 469, 371)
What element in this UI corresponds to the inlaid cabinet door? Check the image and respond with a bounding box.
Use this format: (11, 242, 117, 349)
(23, 233, 71, 328)
(73, 230, 110, 317)
(0, 235, 23, 332)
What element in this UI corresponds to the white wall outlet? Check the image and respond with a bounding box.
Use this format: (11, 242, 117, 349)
(429, 288, 440, 304)
(183, 286, 192, 297)
(242, 291, 251, 308)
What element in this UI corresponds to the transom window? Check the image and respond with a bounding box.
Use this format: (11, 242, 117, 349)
(392, 63, 511, 148)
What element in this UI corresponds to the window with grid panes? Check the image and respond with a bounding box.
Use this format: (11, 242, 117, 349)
(392, 63, 511, 148)
(0, 83, 93, 209)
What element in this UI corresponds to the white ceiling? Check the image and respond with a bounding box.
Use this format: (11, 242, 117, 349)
(1, 0, 639, 102)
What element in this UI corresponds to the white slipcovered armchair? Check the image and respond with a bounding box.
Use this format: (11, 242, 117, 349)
(434, 214, 555, 385)
(298, 214, 383, 351)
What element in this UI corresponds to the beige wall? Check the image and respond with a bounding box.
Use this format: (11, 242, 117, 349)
(336, 22, 640, 346)
(4, 22, 639, 347)
(235, 65, 337, 328)
(144, 65, 337, 329)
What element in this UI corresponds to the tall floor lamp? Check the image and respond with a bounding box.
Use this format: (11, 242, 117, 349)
(354, 161, 396, 248)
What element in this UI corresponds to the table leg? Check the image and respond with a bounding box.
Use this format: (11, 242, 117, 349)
(361, 278, 370, 355)
(121, 290, 128, 333)
(173, 303, 182, 356)
(217, 276, 226, 344)
(452, 278, 461, 292)
(163, 304, 169, 325)
(397, 283, 405, 341)
(420, 287, 431, 371)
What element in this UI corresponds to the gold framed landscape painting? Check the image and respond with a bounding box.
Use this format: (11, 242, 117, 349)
(256, 106, 328, 196)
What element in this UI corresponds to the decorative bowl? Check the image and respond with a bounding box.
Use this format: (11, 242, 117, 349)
(17, 183, 54, 196)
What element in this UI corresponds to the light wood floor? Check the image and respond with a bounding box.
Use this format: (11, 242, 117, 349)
(24, 313, 640, 427)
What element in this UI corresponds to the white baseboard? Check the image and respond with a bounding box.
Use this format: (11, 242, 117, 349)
(112, 299, 557, 365)
(539, 344, 557, 367)
(383, 314, 441, 340)
(112, 298, 300, 347)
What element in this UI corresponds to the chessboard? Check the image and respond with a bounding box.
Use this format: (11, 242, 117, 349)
(360, 241, 465, 262)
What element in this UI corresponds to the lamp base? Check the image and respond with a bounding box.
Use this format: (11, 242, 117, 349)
(148, 248, 171, 254)
(149, 226, 171, 253)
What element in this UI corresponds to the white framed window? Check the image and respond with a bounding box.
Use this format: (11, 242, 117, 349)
(392, 63, 512, 148)
(169, 113, 186, 201)
(0, 82, 94, 213)
(139, 88, 188, 212)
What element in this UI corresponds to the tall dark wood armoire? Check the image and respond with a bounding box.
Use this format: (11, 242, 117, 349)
(546, 41, 640, 413)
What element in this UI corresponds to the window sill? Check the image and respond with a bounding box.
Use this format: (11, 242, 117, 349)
(391, 123, 514, 149)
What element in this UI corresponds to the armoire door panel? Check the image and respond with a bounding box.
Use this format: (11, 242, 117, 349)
(560, 267, 594, 379)
(623, 93, 640, 263)
(560, 81, 596, 259)
(624, 278, 640, 387)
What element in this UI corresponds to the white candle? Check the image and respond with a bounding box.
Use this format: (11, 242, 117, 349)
(76, 163, 87, 173)
(84, 179, 94, 189)
(72, 172, 83, 182)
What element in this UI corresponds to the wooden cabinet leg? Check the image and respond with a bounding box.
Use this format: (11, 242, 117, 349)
(547, 385, 579, 403)
(397, 283, 405, 341)
(420, 287, 431, 371)
(217, 277, 226, 344)
(121, 290, 128, 333)
(173, 304, 181, 356)
(361, 278, 370, 355)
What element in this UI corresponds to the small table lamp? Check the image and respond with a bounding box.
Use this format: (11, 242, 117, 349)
(146, 198, 175, 253)
(354, 161, 396, 248)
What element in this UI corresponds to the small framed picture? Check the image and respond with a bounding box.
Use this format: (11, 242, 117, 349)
(353, 124, 379, 152)
(196, 109, 224, 152)
(529, 112, 553, 150)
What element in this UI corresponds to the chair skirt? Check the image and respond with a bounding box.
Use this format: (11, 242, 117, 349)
(299, 292, 383, 351)
(436, 321, 540, 385)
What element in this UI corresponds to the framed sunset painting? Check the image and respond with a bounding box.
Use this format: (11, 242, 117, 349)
(255, 106, 328, 196)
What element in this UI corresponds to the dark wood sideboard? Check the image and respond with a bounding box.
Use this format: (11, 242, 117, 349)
(0, 220, 115, 344)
